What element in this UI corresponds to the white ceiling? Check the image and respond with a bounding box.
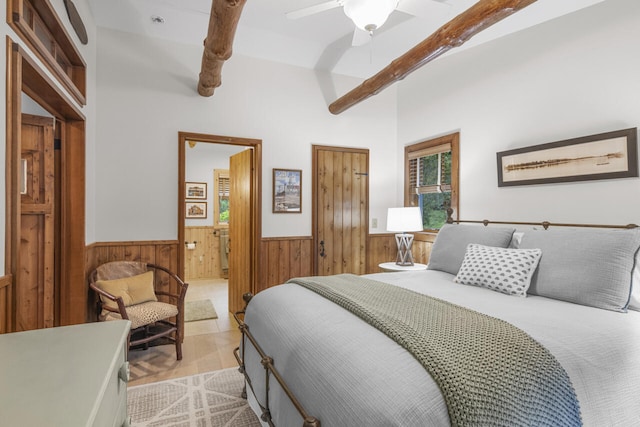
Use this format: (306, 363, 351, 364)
(87, 0, 605, 78)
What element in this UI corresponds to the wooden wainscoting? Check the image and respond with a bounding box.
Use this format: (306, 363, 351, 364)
(184, 226, 228, 280)
(0, 275, 12, 333)
(85, 241, 179, 322)
(367, 234, 397, 272)
(258, 237, 313, 293)
(82, 233, 433, 321)
(367, 233, 435, 272)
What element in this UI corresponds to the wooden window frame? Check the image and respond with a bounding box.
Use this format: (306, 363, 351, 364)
(8, 0, 87, 105)
(213, 169, 230, 228)
(404, 132, 460, 236)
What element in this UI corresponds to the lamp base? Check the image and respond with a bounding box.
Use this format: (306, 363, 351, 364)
(395, 233, 415, 266)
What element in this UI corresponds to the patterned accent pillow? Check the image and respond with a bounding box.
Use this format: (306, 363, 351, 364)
(454, 244, 542, 297)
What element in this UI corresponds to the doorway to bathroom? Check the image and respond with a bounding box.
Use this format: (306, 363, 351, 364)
(178, 132, 262, 326)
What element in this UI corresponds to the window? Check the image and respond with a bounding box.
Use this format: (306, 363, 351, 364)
(404, 132, 459, 231)
(214, 169, 230, 226)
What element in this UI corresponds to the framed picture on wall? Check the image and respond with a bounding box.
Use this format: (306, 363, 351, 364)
(497, 128, 638, 187)
(186, 202, 207, 219)
(273, 168, 302, 213)
(185, 182, 207, 199)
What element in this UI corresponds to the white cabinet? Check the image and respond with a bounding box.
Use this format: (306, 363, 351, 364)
(0, 320, 131, 426)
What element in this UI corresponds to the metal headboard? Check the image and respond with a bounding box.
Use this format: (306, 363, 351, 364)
(445, 207, 638, 230)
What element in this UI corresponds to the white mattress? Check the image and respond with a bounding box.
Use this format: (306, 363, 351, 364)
(242, 270, 640, 426)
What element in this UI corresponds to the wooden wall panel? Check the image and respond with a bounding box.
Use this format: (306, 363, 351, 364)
(85, 241, 179, 321)
(367, 234, 434, 273)
(412, 239, 433, 266)
(258, 237, 313, 293)
(0, 275, 12, 333)
(82, 233, 430, 320)
(256, 234, 434, 294)
(367, 234, 397, 273)
(184, 226, 226, 280)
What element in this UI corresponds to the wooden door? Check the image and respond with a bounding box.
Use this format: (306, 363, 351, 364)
(228, 149, 253, 313)
(313, 146, 369, 276)
(18, 114, 55, 331)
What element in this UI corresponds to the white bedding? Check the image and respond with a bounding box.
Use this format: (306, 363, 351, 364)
(242, 270, 640, 426)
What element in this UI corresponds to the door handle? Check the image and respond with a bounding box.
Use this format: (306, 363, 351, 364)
(319, 240, 326, 258)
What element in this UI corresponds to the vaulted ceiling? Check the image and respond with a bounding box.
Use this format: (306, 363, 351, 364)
(88, 0, 604, 79)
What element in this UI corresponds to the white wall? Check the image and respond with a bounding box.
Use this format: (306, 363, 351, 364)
(184, 142, 244, 227)
(8, 0, 634, 271)
(94, 28, 398, 241)
(397, 0, 640, 225)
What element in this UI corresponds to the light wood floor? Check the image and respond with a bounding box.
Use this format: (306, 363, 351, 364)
(127, 278, 242, 387)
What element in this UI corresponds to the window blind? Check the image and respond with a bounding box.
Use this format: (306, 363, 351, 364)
(409, 148, 451, 195)
(218, 176, 230, 197)
(407, 142, 451, 161)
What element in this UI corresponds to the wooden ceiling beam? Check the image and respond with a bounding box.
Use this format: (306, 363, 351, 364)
(197, 0, 247, 97)
(328, 0, 537, 115)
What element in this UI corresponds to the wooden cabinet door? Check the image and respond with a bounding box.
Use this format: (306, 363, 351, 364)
(17, 114, 55, 331)
(313, 146, 369, 276)
(228, 149, 253, 313)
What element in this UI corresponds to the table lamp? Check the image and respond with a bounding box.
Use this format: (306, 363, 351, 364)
(387, 207, 423, 266)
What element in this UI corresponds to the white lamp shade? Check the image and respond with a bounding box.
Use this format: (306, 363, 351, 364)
(387, 207, 423, 232)
(343, 0, 398, 32)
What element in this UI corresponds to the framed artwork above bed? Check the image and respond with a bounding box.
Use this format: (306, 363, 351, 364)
(497, 127, 638, 187)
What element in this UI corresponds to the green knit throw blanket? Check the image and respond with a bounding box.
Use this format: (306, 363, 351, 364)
(288, 274, 582, 427)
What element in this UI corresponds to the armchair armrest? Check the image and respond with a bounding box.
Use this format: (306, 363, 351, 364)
(148, 263, 189, 305)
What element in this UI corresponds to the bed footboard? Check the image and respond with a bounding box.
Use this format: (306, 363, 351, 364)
(233, 293, 320, 427)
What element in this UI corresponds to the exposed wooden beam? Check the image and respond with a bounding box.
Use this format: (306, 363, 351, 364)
(328, 0, 537, 115)
(198, 0, 247, 97)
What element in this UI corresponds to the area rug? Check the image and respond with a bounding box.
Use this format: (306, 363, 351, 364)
(128, 368, 260, 427)
(185, 299, 218, 322)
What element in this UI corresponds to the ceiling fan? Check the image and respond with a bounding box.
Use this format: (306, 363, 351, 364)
(286, 0, 450, 46)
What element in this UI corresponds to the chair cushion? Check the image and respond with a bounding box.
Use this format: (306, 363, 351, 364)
(102, 301, 178, 330)
(96, 271, 157, 309)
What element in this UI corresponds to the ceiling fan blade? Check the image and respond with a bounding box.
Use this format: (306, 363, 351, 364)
(396, 0, 450, 17)
(351, 28, 372, 46)
(286, 1, 341, 20)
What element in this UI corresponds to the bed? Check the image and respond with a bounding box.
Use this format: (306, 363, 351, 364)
(234, 220, 640, 426)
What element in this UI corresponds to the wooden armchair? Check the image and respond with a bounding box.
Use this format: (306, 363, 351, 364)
(89, 261, 189, 360)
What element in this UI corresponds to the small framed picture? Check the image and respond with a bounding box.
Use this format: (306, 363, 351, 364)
(186, 202, 207, 219)
(273, 168, 302, 213)
(185, 182, 207, 199)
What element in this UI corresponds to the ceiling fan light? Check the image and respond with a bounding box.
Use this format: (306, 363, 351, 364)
(343, 0, 398, 32)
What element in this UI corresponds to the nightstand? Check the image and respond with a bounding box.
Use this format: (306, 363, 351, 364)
(378, 262, 428, 272)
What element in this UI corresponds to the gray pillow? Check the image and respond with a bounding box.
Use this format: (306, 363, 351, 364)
(630, 250, 640, 311)
(519, 228, 640, 312)
(427, 224, 516, 275)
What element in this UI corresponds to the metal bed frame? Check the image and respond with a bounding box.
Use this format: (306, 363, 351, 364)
(232, 210, 637, 426)
(233, 293, 320, 427)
